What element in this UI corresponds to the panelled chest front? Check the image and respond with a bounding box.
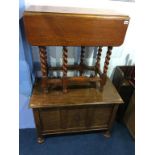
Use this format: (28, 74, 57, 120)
(30, 78, 123, 143)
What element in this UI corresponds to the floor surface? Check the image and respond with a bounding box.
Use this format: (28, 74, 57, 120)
(19, 122, 135, 155)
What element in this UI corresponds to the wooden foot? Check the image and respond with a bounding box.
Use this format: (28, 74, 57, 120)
(37, 137, 45, 144)
(103, 130, 111, 138)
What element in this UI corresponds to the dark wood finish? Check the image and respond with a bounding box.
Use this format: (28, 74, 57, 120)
(98, 46, 113, 87)
(39, 105, 112, 132)
(62, 46, 68, 93)
(30, 78, 123, 143)
(103, 46, 112, 74)
(96, 47, 102, 68)
(48, 64, 95, 71)
(108, 105, 119, 129)
(95, 46, 107, 89)
(30, 78, 123, 108)
(33, 109, 44, 143)
(39, 46, 48, 92)
(39, 60, 115, 92)
(37, 46, 114, 93)
(80, 46, 85, 76)
(23, 6, 127, 143)
(112, 66, 135, 120)
(123, 91, 135, 139)
(47, 76, 101, 85)
(23, 6, 129, 93)
(24, 6, 129, 46)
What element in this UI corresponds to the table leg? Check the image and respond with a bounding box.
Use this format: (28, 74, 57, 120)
(62, 46, 68, 93)
(80, 46, 85, 76)
(103, 105, 119, 138)
(103, 46, 112, 75)
(95, 46, 102, 76)
(33, 109, 45, 144)
(101, 46, 113, 88)
(39, 46, 48, 93)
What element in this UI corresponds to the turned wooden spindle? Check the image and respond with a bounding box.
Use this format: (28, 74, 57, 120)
(103, 46, 113, 74)
(96, 46, 102, 68)
(62, 46, 68, 93)
(99, 46, 113, 89)
(39, 46, 48, 92)
(80, 46, 85, 65)
(80, 46, 85, 75)
(95, 46, 102, 75)
(63, 46, 68, 77)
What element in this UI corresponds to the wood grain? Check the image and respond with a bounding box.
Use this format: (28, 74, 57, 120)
(24, 8, 129, 46)
(39, 105, 113, 133)
(39, 46, 48, 92)
(23, 6, 126, 143)
(30, 77, 123, 108)
(30, 77, 123, 143)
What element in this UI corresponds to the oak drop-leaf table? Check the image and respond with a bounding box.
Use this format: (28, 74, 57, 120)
(23, 6, 130, 93)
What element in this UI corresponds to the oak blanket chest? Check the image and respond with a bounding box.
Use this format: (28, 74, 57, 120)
(30, 78, 123, 143)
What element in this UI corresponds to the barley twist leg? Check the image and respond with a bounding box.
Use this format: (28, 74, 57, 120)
(95, 46, 102, 76)
(80, 46, 85, 76)
(39, 46, 48, 93)
(62, 46, 68, 93)
(100, 46, 113, 88)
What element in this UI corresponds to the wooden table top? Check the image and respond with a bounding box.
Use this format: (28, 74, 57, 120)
(24, 5, 129, 46)
(30, 78, 123, 108)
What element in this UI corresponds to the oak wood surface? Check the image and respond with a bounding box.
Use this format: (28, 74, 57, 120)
(24, 6, 126, 143)
(123, 91, 135, 139)
(33, 103, 119, 142)
(24, 6, 129, 46)
(30, 77, 123, 108)
(38, 105, 113, 134)
(33, 109, 44, 143)
(31, 77, 123, 143)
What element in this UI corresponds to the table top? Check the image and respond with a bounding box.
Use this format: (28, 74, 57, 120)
(24, 6, 129, 46)
(29, 77, 123, 108)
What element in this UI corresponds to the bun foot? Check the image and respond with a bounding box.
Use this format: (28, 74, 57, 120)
(37, 137, 45, 144)
(103, 130, 111, 138)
